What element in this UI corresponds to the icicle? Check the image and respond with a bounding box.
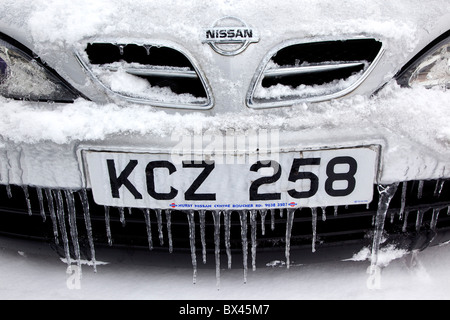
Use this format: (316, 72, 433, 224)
(65, 190, 81, 272)
(199, 210, 207, 264)
(415, 209, 427, 232)
(390, 210, 395, 223)
(239, 211, 248, 283)
(279, 209, 284, 218)
(36, 187, 46, 222)
(156, 209, 164, 246)
(430, 208, 441, 231)
(165, 210, 173, 253)
(399, 181, 407, 220)
(434, 180, 445, 197)
(285, 208, 295, 269)
(417, 180, 424, 199)
(260, 209, 267, 236)
(369, 183, 399, 289)
(447, 206, 450, 215)
(186, 210, 197, 284)
(128, 207, 133, 215)
(54, 190, 71, 267)
(117, 44, 126, 55)
(212, 210, 221, 289)
(321, 207, 327, 222)
(270, 209, 275, 231)
(79, 189, 97, 272)
(143, 209, 153, 250)
(366, 203, 370, 210)
(402, 210, 410, 233)
(118, 207, 126, 227)
(104, 206, 113, 246)
(22, 186, 32, 216)
(334, 206, 338, 217)
(224, 210, 232, 269)
(143, 44, 152, 55)
(6, 184, 12, 198)
(250, 210, 257, 272)
(45, 189, 59, 244)
(311, 208, 317, 253)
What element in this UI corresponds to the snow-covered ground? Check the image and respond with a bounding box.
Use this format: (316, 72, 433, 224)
(0, 235, 449, 300)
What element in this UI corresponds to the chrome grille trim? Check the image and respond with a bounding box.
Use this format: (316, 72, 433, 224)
(263, 62, 367, 77)
(76, 41, 213, 110)
(247, 38, 384, 109)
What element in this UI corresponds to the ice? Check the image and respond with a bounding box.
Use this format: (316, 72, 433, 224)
(54, 190, 71, 267)
(104, 206, 113, 246)
(118, 207, 125, 227)
(311, 207, 318, 253)
(416, 209, 427, 232)
(186, 210, 197, 284)
(417, 180, 424, 199)
(285, 208, 295, 269)
(431, 208, 441, 231)
(143, 209, 153, 251)
(199, 210, 207, 264)
(402, 209, 410, 233)
(250, 210, 257, 272)
(156, 209, 164, 246)
(239, 211, 248, 283)
(5, 185, 12, 199)
(44, 188, 59, 244)
(22, 186, 32, 216)
(36, 187, 46, 222)
(165, 210, 173, 253)
(321, 207, 327, 222)
(270, 209, 275, 231)
(368, 183, 399, 289)
(434, 180, 445, 197)
(223, 210, 232, 269)
(212, 210, 221, 289)
(79, 189, 97, 272)
(64, 190, 81, 271)
(260, 209, 267, 235)
(400, 181, 408, 220)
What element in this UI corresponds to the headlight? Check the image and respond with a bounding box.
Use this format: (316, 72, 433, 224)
(0, 34, 81, 102)
(397, 31, 450, 90)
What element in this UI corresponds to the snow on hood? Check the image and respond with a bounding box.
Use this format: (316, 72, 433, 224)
(1, 0, 447, 56)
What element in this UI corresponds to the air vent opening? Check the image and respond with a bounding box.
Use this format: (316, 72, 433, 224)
(249, 38, 383, 108)
(81, 43, 211, 108)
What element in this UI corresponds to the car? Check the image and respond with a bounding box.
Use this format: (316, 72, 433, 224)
(0, 0, 449, 286)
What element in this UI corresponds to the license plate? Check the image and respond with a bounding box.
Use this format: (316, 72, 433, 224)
(83, 147, 378, 210)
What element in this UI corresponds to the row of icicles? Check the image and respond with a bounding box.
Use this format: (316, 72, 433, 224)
(9, 179, 450, 288)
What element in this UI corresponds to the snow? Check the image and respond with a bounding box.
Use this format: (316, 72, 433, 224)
(0, 236, 449, 300)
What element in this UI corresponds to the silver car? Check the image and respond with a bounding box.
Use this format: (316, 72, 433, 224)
(0, 0, 449, 284)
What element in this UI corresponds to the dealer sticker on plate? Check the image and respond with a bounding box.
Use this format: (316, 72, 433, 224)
(84, 147, 378, 210)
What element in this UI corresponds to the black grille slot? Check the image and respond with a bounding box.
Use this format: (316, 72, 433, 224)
(249, 38, 384, 107)
(80, 43, 210, 107)
(0, 179, 449, 259)
(270, 39, 382, 69)
(86, 44, 193, 69)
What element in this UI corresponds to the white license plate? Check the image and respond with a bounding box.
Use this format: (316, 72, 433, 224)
(84, 147, 378, 210)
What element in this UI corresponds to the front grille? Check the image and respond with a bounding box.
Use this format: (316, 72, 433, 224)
(248, 38, 384, 108)
(0, 180, 450, 263)
(77, 42, 212, 109)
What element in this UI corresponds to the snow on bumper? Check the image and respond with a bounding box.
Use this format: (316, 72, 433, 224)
(0, 82, 449, 191)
